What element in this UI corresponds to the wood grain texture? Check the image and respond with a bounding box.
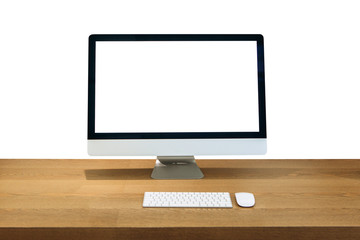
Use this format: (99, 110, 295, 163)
(0, 159, 360, 240)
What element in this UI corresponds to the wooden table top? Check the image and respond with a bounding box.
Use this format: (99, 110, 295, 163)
(0, 159, 360, 240)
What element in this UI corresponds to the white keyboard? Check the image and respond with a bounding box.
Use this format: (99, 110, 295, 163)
(143, 192, 233, 208)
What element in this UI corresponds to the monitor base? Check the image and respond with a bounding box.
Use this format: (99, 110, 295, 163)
(151, 156, 204, 179)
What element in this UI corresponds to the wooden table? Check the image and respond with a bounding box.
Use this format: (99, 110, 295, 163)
(0, 159, 360, 240)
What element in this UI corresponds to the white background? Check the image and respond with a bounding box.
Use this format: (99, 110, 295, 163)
(95, 41, 259, 133)
(0, 0, 359, 159)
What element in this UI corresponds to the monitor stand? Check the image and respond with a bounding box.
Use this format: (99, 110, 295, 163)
(151, 156, 204, 179)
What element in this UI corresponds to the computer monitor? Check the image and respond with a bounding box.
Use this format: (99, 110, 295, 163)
(88, 34, 266, 179)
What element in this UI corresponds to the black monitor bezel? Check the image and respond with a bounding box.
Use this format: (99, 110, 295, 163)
(88, 34, 266, 139)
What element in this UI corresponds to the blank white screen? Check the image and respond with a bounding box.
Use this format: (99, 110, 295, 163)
(95, 41, 259, 133)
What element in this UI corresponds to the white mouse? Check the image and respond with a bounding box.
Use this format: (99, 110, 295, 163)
(235, 192, 255, 207)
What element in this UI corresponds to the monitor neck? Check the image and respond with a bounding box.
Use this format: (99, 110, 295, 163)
(151, 155, 204, 179)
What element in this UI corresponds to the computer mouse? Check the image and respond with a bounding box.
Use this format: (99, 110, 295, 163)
(235, 192, 255, 207)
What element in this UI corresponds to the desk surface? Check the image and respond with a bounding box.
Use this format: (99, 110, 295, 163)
(0, 159, 360, 240)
